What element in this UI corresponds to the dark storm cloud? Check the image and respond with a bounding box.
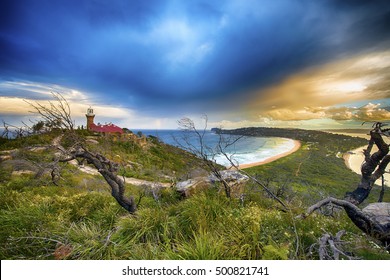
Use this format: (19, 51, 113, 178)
(0, 0, 389, 116)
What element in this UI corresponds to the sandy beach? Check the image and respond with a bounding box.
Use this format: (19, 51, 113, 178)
(239, 139, 301, 169)
(344, 146, 390, 187)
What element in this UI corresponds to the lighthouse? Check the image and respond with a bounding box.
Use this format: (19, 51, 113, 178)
(86, 107, 95, 130)
(85, 107, 123, 134)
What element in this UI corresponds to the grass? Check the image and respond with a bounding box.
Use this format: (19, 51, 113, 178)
(243, 138, 390, 204)
(1, 177, 389, 260)
(80, 132, 205, 182)
(0, 129, 389, 260)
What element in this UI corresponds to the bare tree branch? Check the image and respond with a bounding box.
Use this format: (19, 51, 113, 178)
(26, 93, 137, 213)
(311, 230, 357, 260)
(1, 120, 32, 139)
(55, 136, 137, 214)
(300, 197, 390, 250)
(176, 116, 288, 210)
(345, 122, 390, 205)
(299, 123, 390, 252)
(25, 92, 75, 131)
(216, 137, 288, 210)
(176, 116, 235, 198)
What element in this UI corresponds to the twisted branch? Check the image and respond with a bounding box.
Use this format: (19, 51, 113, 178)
(345, 123, 390, 205)
(56, 136, 136, 214)
(301, 197, 390, 249)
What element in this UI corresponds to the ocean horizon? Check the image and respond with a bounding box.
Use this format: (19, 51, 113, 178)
(140, 129, 295, 167)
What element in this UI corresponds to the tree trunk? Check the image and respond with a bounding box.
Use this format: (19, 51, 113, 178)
(58, 142, 137, 214)
(345, 128, 389, 205)
(301, 197, 390, 250)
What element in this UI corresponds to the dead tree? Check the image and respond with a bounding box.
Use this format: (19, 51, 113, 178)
(210, 126, 288, 209)
(345, 122, 390, 205)
(56, 141, 137, 214)
(176, 116, 287, 210)
(309, 230, 357, 260)
(1, 120, 32, 139)
(177, 116, 235, 198)
(26, 93, 137, 214)
(301, 197, 390, 250)
(301, 123, 390, 251)
(25, 92, 75, 131)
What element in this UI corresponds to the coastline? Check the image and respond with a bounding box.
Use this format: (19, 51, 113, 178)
(239, 139, 301, 169)
(344, 146, 390, 186)
(324, 131, 371, 140)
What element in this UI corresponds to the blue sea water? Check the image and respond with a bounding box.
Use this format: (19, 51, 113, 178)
(140, 129, 295, 167)
(0, 126, 294, 167)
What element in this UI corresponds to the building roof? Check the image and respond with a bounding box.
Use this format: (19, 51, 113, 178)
(90, 123, 123, 134)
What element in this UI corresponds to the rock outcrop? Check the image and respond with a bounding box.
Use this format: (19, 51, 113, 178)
(362, 203, 390, 226)
(175, 170, 249, 197)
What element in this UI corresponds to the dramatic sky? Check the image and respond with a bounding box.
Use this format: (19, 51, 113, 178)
(1, 0, 390, 129)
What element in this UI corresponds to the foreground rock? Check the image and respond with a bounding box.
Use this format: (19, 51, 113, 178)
(362, 203, 390, 226)
(0, 149, 18, 162)
(175, 170, 249, 197)
(302, 197, 390, 250)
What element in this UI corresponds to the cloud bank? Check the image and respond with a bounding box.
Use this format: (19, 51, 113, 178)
(0, 0, 389, 128)
(245, 51, 390, 123)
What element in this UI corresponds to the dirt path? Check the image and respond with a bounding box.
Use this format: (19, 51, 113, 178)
(52, 135, 171, 188)
(68, 158, 171, 187)
(295, 155, 310, 177)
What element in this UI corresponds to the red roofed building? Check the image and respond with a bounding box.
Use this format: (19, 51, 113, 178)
(89, 122, 123, 134)
(86, 107, 123, 134)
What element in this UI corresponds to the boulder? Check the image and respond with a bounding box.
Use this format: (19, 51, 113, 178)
(0, 149, 17, 161)
(175, 170, 249, 198)
(208, 170, 249, 184)
(210, 170, 249, 197)
(175, 177, 211, 197)
(0, 155, 12, 161)
(362, 203, 390, 226)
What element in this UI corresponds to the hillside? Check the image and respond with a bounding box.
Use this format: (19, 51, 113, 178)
(217, 127, 370, 195)
(0, 129, 389, 260)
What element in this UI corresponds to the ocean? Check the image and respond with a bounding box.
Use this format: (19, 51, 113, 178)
(0, 127, 294, 167)
(139, 129, 295, 167)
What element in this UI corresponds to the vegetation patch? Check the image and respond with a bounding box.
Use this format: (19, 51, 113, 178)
(0, 128, 389, 259)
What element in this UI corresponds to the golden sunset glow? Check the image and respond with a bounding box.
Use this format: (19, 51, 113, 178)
(244, 50, 390, 123)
